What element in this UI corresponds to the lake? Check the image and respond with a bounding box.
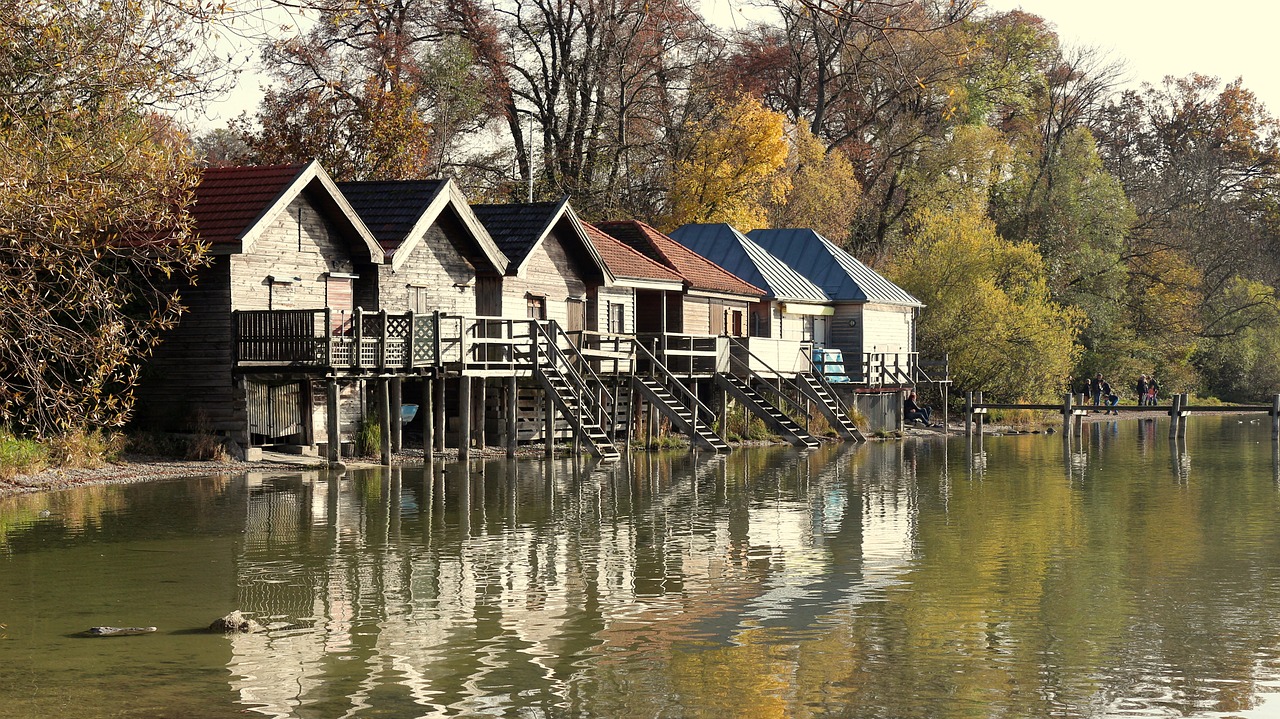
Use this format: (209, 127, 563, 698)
(2, 415, 1279, 718)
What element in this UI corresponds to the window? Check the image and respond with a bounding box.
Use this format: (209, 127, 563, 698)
(526, 295, 546, 320)
(607, 303, 625, 334)
(801, 315, 814, 342)
(409, 286, 429, 314)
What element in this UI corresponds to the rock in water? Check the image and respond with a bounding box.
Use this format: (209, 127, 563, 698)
(209, 611, 263, 634)
(83, 626, 156, 637)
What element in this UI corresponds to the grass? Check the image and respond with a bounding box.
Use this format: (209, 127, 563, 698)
(1, 428, 127, 481)
(0, 432, 49, 480)
(356, 414, 382, 457)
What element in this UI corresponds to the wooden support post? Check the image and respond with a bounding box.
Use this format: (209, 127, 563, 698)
(507, 376, 518, 458)
(646, 399, 655, 448)
(390, 377, 403, 453)
(326, 379, 340, 462)
(377, 379, 391, 465)
(1063, 392, 1073, 439)
(964, 391, 973, 437)
(477, 378, 487, 449)
(434, 377, 446, 453)
(544, 388, 555, 458)
(976, 391, 984, 436)
(1168, 393, 1182, 439)
(423, 378, 434, 462)
(1271, 394, 1280, 440)
(459, 375, 472, 460)
(942, 383, 949, 436)
(574, 389, 582, 456)
(1178, 392, 1189, 438)
(720, 389, 729, 442)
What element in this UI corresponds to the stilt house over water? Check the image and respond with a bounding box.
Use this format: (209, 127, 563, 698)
(747, 228, 928, 387)
(134, 161, 385, 456)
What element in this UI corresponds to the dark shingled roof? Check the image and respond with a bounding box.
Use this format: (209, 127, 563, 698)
(338, 180, 447, 253)
(191, 163, 307, 245)
(470, 200, 565, 267)
(583, 222, 684, 284)
(595, 220, 764, 298)
(748, 228, 922, 307)
(669, 223, 829, 303)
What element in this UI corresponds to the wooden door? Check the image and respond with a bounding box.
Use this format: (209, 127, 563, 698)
(247, 380, 304, 441)
(567, 299, 586, 332)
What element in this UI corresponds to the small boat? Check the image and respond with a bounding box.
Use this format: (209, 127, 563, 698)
(400, 404, 419, 423)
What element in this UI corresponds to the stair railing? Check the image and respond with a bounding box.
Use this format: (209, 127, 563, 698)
(531, 320, 609, 430)
(803, 347, 856, 419)
(633, 338, 718, 428)
(727, 338, 812, 420)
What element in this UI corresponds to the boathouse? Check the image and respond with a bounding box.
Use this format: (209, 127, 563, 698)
(133, 161, 385, 457)
(747, 228, 924, 386)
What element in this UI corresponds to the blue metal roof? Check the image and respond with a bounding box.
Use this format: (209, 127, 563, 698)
(748, 228, 923, 307)
(668, 223, 829, 303)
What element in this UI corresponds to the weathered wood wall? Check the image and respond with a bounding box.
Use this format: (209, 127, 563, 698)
(862, 303, 914, 353)
(380, 218, 480, 316)
(594, 286, 635, 334)
(502, 227, 589, 323)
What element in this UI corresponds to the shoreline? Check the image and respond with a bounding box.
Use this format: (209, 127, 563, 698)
(0, 408, 1254, 498)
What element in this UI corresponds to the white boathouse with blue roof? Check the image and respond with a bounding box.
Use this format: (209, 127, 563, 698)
(748, 227, 920, 363)
(668, 223, 832, 342)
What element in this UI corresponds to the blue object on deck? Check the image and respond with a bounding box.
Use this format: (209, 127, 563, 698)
(813, 348, 851, 383)
(401, 404, 419, 423)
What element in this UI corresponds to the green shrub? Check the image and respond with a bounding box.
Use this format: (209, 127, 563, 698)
(356, 414, 382, 457)
(0, 431, 48, 479)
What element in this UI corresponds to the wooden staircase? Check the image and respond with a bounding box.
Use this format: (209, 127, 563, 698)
(531, 323, 621, 462)
(799, 373, 865, 441)
(715, 374, 819, 449)
(631, 376, 730, 452)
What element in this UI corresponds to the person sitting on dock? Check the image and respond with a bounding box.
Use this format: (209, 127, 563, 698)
(1102, 379, 1119, 414)
(904, 391, 934, 427)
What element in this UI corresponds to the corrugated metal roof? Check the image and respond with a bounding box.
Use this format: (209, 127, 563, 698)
(595, 221, 764, 298)
(339, 180, 447, 253)
(470, 200, 564, 267)
(748, 229, 923, 307)
(191, 163, 308, 245)
(669, 223, 829, 303)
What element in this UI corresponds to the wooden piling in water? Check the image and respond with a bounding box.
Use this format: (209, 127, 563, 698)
(378, 379, 391, 465)
(1062, 392, 1073, 439)
(390, 377, 402, 453)
(326, 379, 340, 462)
(423, 378, 434, 462)
(459, 375, 472, 461)
(1178, 393, 1190, 438)
(1168, 393, 1182, 439)
(507, 376, 518, 458)
(1272, 394, 1280, 440)
(964, 391, 973, 437)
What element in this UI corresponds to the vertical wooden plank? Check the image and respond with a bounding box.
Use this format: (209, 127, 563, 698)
(964, 391, 973, 437)
(1168, 393, 1182, 439)
(477, 378, 487, 449)
(544, 388, 555, 458)
(1063, 392, 1073, 439)
(1272, 394, 1279, 440)
(1178, 392, 1190, 438)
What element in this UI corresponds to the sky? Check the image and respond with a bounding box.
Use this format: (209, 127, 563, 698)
(193, 0, 1280, 131)
(979, 0, 1280, 113)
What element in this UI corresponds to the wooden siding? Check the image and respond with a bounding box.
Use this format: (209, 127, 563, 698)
(683, 296, 711, 335)
(229, 194, 366, 311)
(595, 286, 634, 334)
(380, 221, 479, 316)
(502, 227, 589, 323)
(133, 256, 241, 436)
(862, 303, 913, 353)
(829, 304, 863, 357)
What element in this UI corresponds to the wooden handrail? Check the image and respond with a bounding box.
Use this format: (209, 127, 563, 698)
(728, 338, 812, 419)
(633, 339, 718, 425)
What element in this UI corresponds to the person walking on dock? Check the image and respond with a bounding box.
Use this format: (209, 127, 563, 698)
(1090, 373, 1104, 410)
(1136, 375, 1148, 406)
(1146, 376, 1159, 406)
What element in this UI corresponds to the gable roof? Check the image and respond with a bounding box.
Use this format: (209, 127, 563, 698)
(747, 229, 923, 307)
(582, 222, 684, 287)
(471, 197, 612, 283)
(594, 220, 764, 299)
(339, 179, 508, 274)
(668, 223, 828, 303)
(191, 161, 383, 262)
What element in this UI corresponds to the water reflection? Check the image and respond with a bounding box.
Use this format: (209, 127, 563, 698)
(4, 418, 1280, 718)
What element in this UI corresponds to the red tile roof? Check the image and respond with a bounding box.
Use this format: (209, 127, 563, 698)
(595, 221, 764, 298)
(583, 222, 684, 284)
(191, 164, 308, 245)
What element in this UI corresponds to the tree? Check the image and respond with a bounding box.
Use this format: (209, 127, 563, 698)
(767, 124, 861, 244)
(0, 0, 211, 436)
(662, 95, 791, 231)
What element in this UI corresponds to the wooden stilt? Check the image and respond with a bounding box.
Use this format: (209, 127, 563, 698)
(1062, 392, 1073, 439)
(434, 377, 445, 453)
(1272, 394, 1280, 440)
(390, 377, 402, 453)
(964, 391, 973, 437)
(423, 378, 434, 462)
(544, 388, 555, 458)
(477, 378, 487, 449)
(507, 376, 518, 458)
(1177, 392, 1189, 438)
(459, 375, 472, 460)
(1168, 393, 1182, 439)
(378, 379, 391, 465)
(326, 379, 340, 462)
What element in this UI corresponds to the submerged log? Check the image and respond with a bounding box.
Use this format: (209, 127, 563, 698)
(208, 611, 263, 634)
(82, 626, 156, 637)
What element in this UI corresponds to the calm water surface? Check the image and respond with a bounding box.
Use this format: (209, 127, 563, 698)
(3, 416, 1280, 718)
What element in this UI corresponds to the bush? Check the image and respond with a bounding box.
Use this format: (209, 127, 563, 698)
(356, 414, 382, 457)
(0, 431, 48, 479)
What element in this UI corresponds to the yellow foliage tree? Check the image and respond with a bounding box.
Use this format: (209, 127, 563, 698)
(767, 123, 861, 245)
(892, 205, 1083, 402)
(663, 95, 791, 231)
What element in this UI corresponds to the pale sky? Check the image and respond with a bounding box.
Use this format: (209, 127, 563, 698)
(193, 0, 1280, 131)
(981, 0, 1280, 113)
